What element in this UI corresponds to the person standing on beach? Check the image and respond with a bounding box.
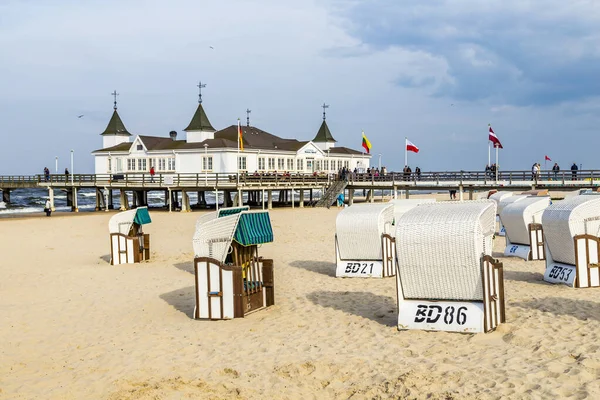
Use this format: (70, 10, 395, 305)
(571, 162, 578, 180)
(44, 199, 52, 217)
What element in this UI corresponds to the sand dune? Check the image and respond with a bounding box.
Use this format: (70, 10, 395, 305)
(1, 204, 600, 399)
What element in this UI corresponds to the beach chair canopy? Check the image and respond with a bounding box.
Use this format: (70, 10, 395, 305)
(489, 191, 513, 209)
(108, 207, 151, 235)
(395, 200, 496, 301)
(542, 196, 600, 265)
(193, 210, 273, 262)
(389, 199, 435, 224)
(497, 194, 528, 215)
(336, 203, 394, 260)
(500, 196, 551, 245)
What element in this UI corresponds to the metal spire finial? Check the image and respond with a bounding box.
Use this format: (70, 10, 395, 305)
(111, 90, 119, 110)
(197, 81, 206, 104)
(246, 108, 252, 127)
(322, 103, 329, 121)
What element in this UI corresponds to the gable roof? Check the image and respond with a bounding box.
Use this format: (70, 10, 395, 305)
(215, 125, 308, 151)
(184, 104, 216, 132)
(312, 120, 336, 143)
(100, 110, 131, 136)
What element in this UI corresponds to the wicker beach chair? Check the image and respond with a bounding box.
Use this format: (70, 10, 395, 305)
(542, 195, 600, 287)
(389, 199, 435, 225)
(500, 196, 551, 260)
(335, 203, 396, 278)
(192, 210, 274, 319)
(108, 207, 151, 265)
(496, 194, 528, 236)
(489, 191, 513, 209)
(394, 200, 505, 333)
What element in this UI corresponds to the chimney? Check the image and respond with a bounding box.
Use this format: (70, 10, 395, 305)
(169, 130, 177, 141)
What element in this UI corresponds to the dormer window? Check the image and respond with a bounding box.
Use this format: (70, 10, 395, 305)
(137, 144, 143, 150)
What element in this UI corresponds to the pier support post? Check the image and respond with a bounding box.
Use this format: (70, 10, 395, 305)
(393, 186, 397, 200)
(262, 189, 265, 210)
(215, 189, 220, 212)
(459, 185, 464, 201)
(95, 188, 102, 211)
(1, 189, 10, 204)
(268, 190, 273, 210)
(238, 189, 243, 207)
(132, 191, 138, 208)
(370, 189, 375, 203)
(181, 190, 191, 212)
(168, 189, 172, 212)
(299, 189, 304, 208)
(72, 188, 79, 212)
(120, 190, 129, 211)
(405, 189, 410, 199)
(48, 188, 55, 211)
(348, 189, 354, 206)
(469, 189, 474, 200)
(309, 189, 313, 203)
(291, 189, 295, 209)
(108, 189, 114, 209)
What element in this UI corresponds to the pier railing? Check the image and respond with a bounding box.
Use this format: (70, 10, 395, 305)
(0, 169, 597, 189)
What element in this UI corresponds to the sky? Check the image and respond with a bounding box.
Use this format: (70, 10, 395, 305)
(2, 0, 600, 175)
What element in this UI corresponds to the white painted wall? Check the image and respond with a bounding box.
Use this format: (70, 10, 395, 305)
(186, 130, 215, 143)
(102, 135, 130, 149)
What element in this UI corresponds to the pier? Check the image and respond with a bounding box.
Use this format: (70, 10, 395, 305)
(1, 169, 598, 212)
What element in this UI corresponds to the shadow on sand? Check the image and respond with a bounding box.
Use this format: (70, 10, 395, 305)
(174, 261, 195, 275)
(99, 254, 111, 264)
(159, 286, 196, 318)
(288, 260, 336, 277)
(512, 297, 600, 322)
(307, 290, 397, 327)
(503, 270, 548, 286)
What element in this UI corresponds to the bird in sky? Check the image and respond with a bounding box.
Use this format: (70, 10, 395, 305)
(209, 46, 214, 49)
(77, 114, 84, 118)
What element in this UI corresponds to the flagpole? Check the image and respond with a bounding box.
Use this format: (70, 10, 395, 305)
(495, 145, 499, 182)
(488, 142, 491, 167)
(404, 137, 407, 167)
(237, 119, 240, 186)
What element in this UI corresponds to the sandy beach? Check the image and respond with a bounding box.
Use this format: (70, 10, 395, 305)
(2, 198, 600, 399)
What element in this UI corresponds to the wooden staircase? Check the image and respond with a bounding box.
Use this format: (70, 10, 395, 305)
(315, 180, 348, 208)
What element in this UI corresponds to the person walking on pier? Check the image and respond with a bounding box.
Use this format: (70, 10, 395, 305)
(571, 162, 578, 180)
(552, 163, 560, 180)
(149, 166, 156, 183)
(43, 167, 50, 182)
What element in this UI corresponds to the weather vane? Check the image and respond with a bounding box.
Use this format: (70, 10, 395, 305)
(322, 103, 329, 121)
(246, 109, 252, 127)
(197, 81, 206, 104)
(111, 90, 119, 110)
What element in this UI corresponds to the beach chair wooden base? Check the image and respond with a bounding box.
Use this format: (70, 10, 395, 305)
(335, 234, 396, 278)
(193, 256, 274, 320)
(503, 223, 545, 261)
(396, 256, 505, 333)
(110, 233, 150, 265)
(544, 235, 600, 288)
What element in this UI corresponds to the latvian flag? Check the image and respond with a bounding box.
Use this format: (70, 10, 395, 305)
(488, 125, 503, 149)
(406, 139, 419, 153)
(362, 131, 372, 154)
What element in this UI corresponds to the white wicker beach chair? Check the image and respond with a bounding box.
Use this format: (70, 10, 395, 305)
(335, 203, 396, 278)
(389, 199, 435, 225)
(192, 210, 274, 319)
(500, 196, 550, 260)
(496, 194, 528, 236)
(108, 207, 151, 265)
(394, 200, 505, 333)
(489, 191, 513, 209)
(542, 195, 600, 287)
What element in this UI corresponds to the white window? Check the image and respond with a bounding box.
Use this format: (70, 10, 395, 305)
(202, 156, 213, 171)
(116, 158, 123, 172)
(316, 160, 322, 171)
(107, 158, 112, 172)
(149, 159, 156, 168)
(307, 159, 313, 171)
(268, 157, 275, 170)
(168, 157, 176, 171)
(324, 160, 329, 171)
(278, 158, 285, 170)
(344, 161, 349, 168)
(238, 156, 247, 171)
(258, 157, 265, 171)
(138, 158, 147, 171)
(297, 158, 304, 171)
(337, 160, 342, 170)
(158, 159, 166, 171)
(127, 158, 136, 171)
(287, 158, 294, 170)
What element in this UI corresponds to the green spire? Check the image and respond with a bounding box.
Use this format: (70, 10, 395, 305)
(312, 120, 336, 142)
(184, 103, 216, 132)
(100, 110, 131, 136)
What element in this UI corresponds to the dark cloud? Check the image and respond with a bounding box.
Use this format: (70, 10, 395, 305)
(333, 0, 600, 106)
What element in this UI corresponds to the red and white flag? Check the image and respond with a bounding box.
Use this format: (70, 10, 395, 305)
(545, 155, 551, 161)
(488, 125, 503, 149)
(406, 139, 419, 153)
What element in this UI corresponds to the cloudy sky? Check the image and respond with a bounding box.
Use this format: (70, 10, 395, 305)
(1, 0, 600, 175)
